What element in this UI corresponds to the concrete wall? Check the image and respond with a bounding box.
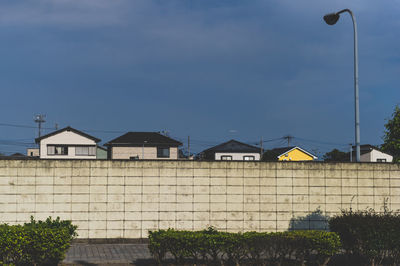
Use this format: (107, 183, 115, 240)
(0, 159, 399, 239)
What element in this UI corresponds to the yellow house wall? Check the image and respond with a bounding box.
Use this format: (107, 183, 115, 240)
(278, 148, 314, 161)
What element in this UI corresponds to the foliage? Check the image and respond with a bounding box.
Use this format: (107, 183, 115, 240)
(323, 149, 350, 162)
(329, 207, 400, 265)
(148, 227, 341, 265)
(261, 149, 279, 161)
(381, 105, 400, 162)
(0, 216, 77, 265)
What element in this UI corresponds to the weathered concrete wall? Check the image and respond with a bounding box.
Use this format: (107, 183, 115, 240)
(0, 160, 399, 239)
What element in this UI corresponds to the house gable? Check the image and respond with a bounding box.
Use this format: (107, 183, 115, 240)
(278, 148, 315, 161)
(42, 130, 98, 145)
(36, 126, 100, 143)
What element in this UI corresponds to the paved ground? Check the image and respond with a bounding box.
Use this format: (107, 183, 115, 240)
(61, 244, 154, 265)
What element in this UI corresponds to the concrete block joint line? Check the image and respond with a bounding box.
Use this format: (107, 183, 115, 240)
(0, 159, 399, 238)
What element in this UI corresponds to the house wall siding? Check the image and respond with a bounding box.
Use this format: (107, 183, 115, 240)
(111, 147, 178, 160)
(370, 150, 393, 162)
(0, 160, 398, 239)
(214, 152, 260, 161)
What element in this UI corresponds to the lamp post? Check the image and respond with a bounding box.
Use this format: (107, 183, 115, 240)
(323, 9, 360, 162)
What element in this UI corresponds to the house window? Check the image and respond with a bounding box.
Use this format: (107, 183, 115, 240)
(47, 145, 68, 155)
(157, 147, 170, 158)
(76, 146, 96, 156)
(377, 158, 387, 162)
(221, 155, 232, 160)
(243, 156, 255, 161)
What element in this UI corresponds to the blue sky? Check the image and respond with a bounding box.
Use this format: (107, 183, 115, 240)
(0, 0, 399, 157)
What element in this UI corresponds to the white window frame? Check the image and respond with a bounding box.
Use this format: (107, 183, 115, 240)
(75, 146, 96, 156)
(47, 145, 68, 155)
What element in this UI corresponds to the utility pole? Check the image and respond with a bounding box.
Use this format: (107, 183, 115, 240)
(34, 114, 46, 138)
(349, 144, 353, 162)
(55, 123, 58, 130)
(260, 136, 263, 160)
(188, 136, 190, 160)
(283, 135, 293, 147)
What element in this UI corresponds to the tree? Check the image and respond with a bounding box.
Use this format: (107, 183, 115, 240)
(261, 150, 279, 161)
(323, 149, 349, 162)
(381, 105, 400, 162)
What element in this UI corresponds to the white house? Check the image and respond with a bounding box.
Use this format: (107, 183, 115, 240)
(352, 144, 393, 163)
(199, 139, 261, 161)
(35, 126, 101, 159)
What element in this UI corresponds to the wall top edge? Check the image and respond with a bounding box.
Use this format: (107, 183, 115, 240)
(0, 159, 398, 170)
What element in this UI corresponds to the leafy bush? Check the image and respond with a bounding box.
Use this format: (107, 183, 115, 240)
(330, 208, 400, 265)
(148, 227, 341, 265)
(0, 216, 77, 265)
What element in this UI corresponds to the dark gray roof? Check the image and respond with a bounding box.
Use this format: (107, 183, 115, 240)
(35, 126, 101, 143)
(202, 139, 260, 153)
(104, 132, 182, 147)
(269, 146, 296, 156)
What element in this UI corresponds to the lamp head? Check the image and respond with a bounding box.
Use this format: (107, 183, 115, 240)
(323, 13, 340, 25)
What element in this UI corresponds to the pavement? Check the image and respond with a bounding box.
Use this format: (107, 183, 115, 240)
(61, 244, 155, 266)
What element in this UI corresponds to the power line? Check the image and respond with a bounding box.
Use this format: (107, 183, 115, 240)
(0, 123, 38, 129)
(294, 137, 349, 147)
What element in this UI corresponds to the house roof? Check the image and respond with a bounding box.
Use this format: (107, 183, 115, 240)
(270, 146, 317, 159)
(104, 132, 182, 147)
(35, 126, 101, 143)
(201, 139, 260, 153)
(10, 153, 26, 157)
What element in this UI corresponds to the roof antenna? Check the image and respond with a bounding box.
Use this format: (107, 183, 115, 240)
(160, 129, 170, 137)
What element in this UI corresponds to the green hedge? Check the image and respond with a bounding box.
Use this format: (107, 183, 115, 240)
(0, 216, 77, 265)
(148, 227, 341, 265)
(329, 208, 400, 265)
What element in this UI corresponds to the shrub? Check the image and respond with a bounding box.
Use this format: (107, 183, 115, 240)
(329, 208, 400, 265)
(148, 227, 341, 265)
(0, 216, 77, 265)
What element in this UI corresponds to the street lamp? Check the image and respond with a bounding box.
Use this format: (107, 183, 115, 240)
(323, 9, 360, 162)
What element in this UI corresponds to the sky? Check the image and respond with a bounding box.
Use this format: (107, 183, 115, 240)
(0, 0, 399, 158)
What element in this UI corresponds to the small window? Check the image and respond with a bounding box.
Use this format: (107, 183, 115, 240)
(377, 158, 387, 162)
(157, 147, 170, 158)
(243, 156, 255, 161)
(47, 145, 68, 155)
(221, 155, 232, 160)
